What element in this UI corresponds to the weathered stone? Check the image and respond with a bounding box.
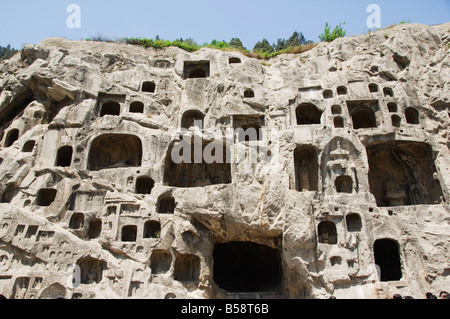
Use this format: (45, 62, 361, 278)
(0, 23, 449, 299)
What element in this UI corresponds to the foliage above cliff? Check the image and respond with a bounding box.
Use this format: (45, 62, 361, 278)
(0, 45, 18, 61)
(86, 31, 318, 60)
(318, 23, 347, 42)
(85, 23, 350, 59)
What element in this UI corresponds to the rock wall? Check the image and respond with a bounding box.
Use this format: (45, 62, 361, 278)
(0, 22, 449, 299)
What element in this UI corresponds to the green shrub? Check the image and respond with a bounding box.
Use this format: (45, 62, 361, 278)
(208, 39, 230, 50)
(319, 22, 347, 42)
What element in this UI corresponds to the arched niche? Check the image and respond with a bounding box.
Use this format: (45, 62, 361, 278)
(87, 134, 142, 171)
(346, 213, 362, 232)
(331, 105, 342, 115)
(39, 283, 66, 299)
(244, 89, 255, 98)
(333, 116, 344, 128)
(157, 195, 176, 214)
(229, 57, 241, 64)
(4, 129, 19, 147)
(121, 225, 137, 242)
(369, 83, 379, 93)
(136, 176, 155, 195)
(351, 107, 377, 129)
(69, 213, 85, 230)
(100, 101, 120, 117)
(405, 107, 419, 124)
(296, 103, 322, 125)
(318, 221, 337, 245)
(130, 101, 144, 113)
(143, 220, 161, 238)
(150, 249, 172, 274)
(294, 145, 319, 192)
(181, 110, 205, 130)
(22, 140, 36, 153)
(174, 254, 200, 282)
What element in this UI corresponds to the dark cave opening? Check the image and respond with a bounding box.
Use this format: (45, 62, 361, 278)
(213, 242, 282, 293)
(374, 239, 402, 282)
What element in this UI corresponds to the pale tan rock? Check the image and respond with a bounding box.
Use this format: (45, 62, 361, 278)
(0, 22, 449, 299)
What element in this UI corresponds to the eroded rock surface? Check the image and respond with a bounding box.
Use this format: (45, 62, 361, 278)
(0, 23, 449, 299)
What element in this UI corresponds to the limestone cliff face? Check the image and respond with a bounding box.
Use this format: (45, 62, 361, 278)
(0, 23, 449, 299)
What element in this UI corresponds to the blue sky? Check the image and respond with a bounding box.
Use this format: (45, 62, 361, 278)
(0, 0, 449, 49)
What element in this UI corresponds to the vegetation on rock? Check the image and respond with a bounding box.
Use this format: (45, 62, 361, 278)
(0, 45, 18, 61)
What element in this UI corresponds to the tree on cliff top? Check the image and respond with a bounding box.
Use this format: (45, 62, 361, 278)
(253, 39, 274, 54)
(229, 38, 246, 50)
(0, 45, 18, 61)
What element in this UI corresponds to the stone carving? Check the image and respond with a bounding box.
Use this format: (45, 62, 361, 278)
(0, 22, 449, 299)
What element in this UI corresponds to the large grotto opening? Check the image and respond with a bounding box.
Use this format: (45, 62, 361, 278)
(366, 141, 443, 207)
(163, 139, 231, 187)
(213, 242, 282, 293)
(87, 134, 142, 171)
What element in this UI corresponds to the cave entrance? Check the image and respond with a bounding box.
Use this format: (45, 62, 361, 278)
(55, 146, 73, 167)
(213, 242, 282, 293)
(374, 239, 402, 282)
